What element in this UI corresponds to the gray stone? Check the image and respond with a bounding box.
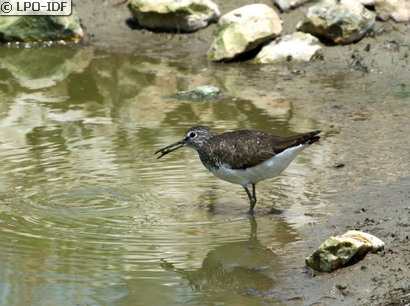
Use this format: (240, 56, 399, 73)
(254, 32, 321, 64)
(0, 15, 83, 43)
(128, 0, 220, 32)
(297, 0, 376, 44)
(173, 85, 222, 101)
(207, 4, 282, 62)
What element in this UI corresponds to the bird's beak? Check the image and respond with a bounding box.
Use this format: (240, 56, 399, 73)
(155, 138, 187, 159)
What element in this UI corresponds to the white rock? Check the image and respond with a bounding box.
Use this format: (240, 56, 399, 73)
(128, 0, 220, 32)
(306, 230, 385, 272)
(274, 0, 311, 11)
(254, 32, 321, 64)
(207, 4, 282, 61)
(375, 0, 410, 22)
(359, 0, 375, 6)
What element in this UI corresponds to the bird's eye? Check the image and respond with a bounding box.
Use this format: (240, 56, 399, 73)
(188, 131, 197, 138)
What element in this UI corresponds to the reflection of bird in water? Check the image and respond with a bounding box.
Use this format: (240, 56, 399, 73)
(161, 218, 281, 294)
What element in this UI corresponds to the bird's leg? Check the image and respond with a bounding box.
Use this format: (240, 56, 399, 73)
(243, 184, 257, 215)
(251, 183, 257, 214)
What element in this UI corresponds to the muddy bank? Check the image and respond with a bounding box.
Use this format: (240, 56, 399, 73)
(75, 1, 410, 305)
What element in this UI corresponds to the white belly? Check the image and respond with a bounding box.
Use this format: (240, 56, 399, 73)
(208, 144, 308, 186)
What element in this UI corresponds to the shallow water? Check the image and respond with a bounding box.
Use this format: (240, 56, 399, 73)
(0, 46, 406, 305)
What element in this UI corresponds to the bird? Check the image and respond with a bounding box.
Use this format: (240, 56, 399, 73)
(155, 126, 321, 215)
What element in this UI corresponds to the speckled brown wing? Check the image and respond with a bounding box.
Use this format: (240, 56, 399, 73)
(207, 130, 320, 170)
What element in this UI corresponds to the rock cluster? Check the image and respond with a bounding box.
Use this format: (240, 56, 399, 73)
(204, 0, 407, 63)
(0, 0, 408, 65)
(206, 0, 377, 62)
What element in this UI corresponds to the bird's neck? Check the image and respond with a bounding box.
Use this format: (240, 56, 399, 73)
(196, 144, 225, 171)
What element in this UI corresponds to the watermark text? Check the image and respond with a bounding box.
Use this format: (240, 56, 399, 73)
(0, 0, 71, 16)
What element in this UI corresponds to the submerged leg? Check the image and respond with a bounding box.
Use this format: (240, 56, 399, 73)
(243, 183, 257, 215)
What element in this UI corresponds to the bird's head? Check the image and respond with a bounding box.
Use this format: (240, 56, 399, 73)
(155, 126, 216, 159)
